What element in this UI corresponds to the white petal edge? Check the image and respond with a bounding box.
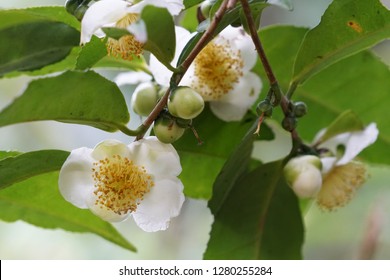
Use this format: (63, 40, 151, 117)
(209, 72, 262, 121)
(58, 147, 95, 209)
(127, 0, 184, 15)
(91, 139, 131, 161)
(132, 176, 185, 232)
(130, 136, 182, 177)
(337, 123, 379, 165)
(80, 0, 130, 44)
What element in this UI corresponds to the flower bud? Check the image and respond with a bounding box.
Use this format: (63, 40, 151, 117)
(200, 0, 213, 19)
(131, 82, 158, 117)
(294, 101, 308, 118)
(283, 155, 323, 198)
(153, 117, 185, 144)
(168, 86, 205, 120)
(65, 0, 83, 15)
(256, 99, 272, 115)
(282, 116, 297, 131)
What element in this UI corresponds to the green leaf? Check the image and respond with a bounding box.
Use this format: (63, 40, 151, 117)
(0, 172, 136, 252)
(102, 27, 132, 40)
(297, 51, 390, 165)
(204, 161, 304, 259)
(291, 0, 390, 85)
(184, 0, 203, 9)
(141, 6, 176, 65)
(0, 71, 130, 132)
(316, 110, 364, 144)
(208, 122, 259, 214)
(174, 107, 273, 199)
(0, 150, 70, 190)
(76, 36, 108, 70)
(0, 21, 79, 76)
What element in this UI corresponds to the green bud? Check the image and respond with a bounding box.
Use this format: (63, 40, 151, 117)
(153, 117, 185, 144)
(282, 116, 297, 131)
(256, 99, 272, 115)
(131, 82, 158, 117)
(294, 101, 308, 118)
(168, 86, 205, 120)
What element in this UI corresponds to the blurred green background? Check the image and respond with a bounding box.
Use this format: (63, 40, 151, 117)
(0, 0, 389, 259)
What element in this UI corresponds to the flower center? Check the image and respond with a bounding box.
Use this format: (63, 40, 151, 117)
(106, 13, 143, 61)
(92, 154, 154, 215)
(192, 38, 244, 100)
(317, 161, 366, 210)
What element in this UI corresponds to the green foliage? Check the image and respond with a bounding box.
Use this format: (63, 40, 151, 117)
(76, 36, 108, 70)
(256, 25, 390, 165)
(205, 160, 303, 259)
(174, 107, 273, 199)
(0, 150, 69, 190)
(292, 0, 390, 85)
(0, 21, 79, 76)
(0, 71, 130, 133)
(141, 6, 176, 67)
(0, 172, 136, 252)
(184, 0, 203, 9)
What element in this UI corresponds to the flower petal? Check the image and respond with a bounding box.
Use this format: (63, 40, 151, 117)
(209, 72, 262, 121)
(132, 177, 185, 232)
(130, 136, 182, 177)
(127, 0, 184, 15)
(337, 123, 379, 165)
(80, 0, 130, 44)
(127, 19, 148, 43)
(86, 194, 130, 222)
(91, 139, 131, 161)
(58, 147, 95, 209)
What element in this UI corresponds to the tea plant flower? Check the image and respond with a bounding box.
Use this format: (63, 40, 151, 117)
(58, 137, 185, 232)
(80, 0, 184, 60)
(149, 26, 262, 122)
(315, 123, 378, 210)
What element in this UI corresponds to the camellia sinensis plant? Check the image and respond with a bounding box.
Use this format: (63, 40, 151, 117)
(0, 0, 389, 259)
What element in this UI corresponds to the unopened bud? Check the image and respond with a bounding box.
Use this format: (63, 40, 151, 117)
(153, 117, 185, 144)
(256, 99, 272, 115)
(131, 82, 158, 117)
(282, 116, 297, 131)
(294, 101, 308, 118)
(283, 155, 323, 198)
(168, 86, 205, 120)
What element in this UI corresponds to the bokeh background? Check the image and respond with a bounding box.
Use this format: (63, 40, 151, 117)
(0, 0, 389, 259)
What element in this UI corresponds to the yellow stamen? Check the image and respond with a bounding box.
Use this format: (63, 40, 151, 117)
(317, 161, 367, 210)
(92, 154, 154, 214)
(192, 38, 244, 100)
(106, 13, 143, 61)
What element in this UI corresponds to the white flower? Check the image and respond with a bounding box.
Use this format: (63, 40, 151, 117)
(315, 123, 379, 210)
(58, 136, 185, 232)
(80, 0, 184, 60)
(150, 26, 262, 122)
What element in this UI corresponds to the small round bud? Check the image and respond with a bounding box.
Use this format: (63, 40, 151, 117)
(293, 101, 308, 118)
(282, 116, 297, 131)
(153, 117, 185, 144)
(168, 86, 205, 120)
(131, 82, 158, 117)
(284, 155, 323, 198)
(256, 100, 272, 115)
